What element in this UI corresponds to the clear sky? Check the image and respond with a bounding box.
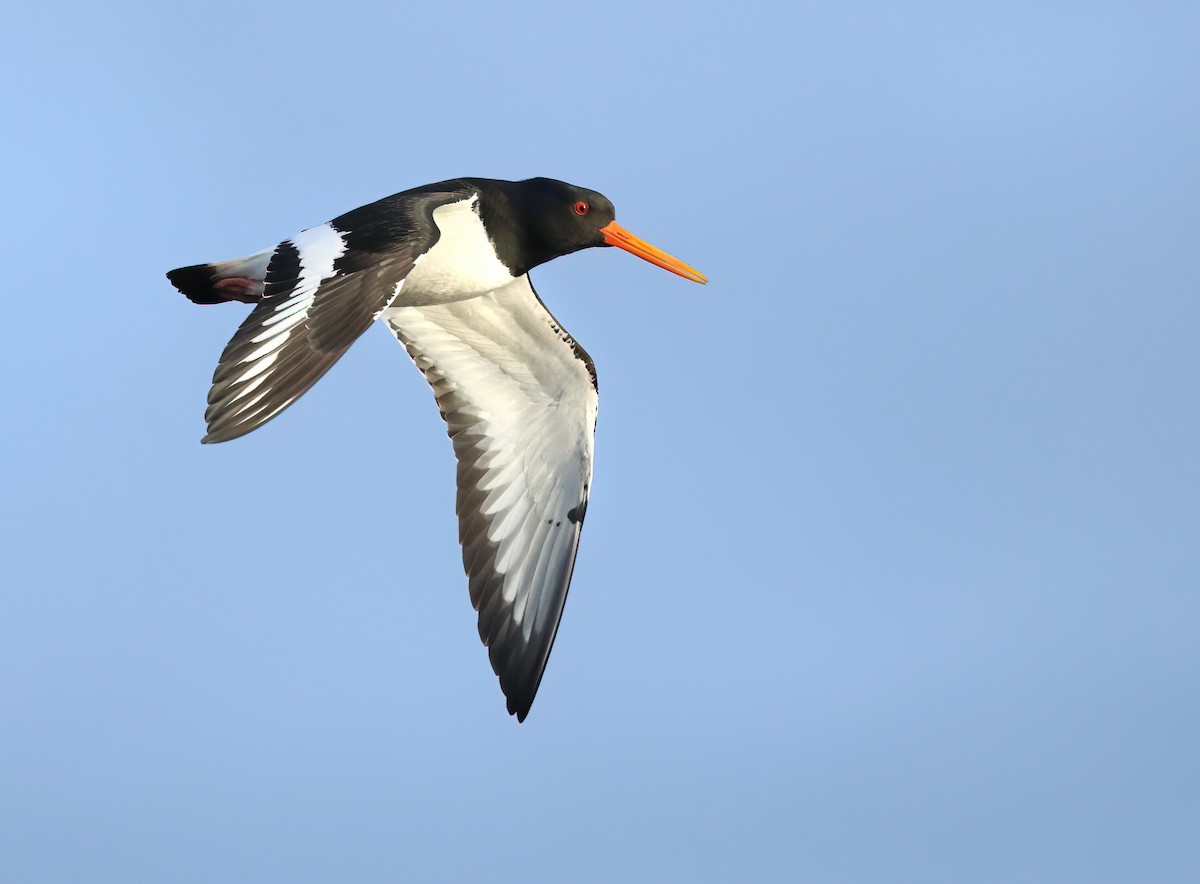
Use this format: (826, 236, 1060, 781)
(3, 1, 1198, 882)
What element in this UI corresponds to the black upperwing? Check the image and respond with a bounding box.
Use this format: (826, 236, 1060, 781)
(167, 184, 470, 443)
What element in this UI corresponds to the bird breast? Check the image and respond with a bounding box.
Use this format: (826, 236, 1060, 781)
(394, 195, 517, 307)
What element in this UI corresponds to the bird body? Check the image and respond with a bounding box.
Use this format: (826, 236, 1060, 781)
(399, 195, 515, 303)
(168, 176, 705, 720)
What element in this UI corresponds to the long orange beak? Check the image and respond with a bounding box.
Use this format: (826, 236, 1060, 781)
(600, 221, 707, 284)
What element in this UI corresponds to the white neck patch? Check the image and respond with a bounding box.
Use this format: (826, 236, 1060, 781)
(397, 194, 517, 307)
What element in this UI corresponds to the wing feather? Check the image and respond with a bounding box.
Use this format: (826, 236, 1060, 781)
(383, 275, 598, 720)
(202, 229, 418, 443)
(198, 189, 467, 444)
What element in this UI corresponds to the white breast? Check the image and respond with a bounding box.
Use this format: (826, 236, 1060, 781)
(394, 195, 516, 307)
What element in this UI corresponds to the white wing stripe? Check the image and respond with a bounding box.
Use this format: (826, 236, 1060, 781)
(232, 350, 281, 383)
(239, 330, 293, 364)
(222, 224, 348, 386)
(251, 304, 311, 338)
(291, 223, 347, 298)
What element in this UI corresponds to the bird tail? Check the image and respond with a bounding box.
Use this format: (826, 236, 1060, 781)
(166, 248, 273, 305)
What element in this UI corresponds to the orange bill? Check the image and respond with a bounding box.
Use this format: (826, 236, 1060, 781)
(600, 221, 708, 284)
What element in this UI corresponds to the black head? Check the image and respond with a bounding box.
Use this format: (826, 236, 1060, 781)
(496, 177, 616, 272)
(474, 176, 707, 283)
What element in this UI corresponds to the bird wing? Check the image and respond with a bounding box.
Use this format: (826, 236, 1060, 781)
(202, 190, 465, 444)
(383, 275, 599, 721)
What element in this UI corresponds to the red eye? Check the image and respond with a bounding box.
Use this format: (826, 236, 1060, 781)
(574, 200, 589, 215)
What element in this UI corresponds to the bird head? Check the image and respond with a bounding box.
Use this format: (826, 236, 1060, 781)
(511, 178, 707, 284)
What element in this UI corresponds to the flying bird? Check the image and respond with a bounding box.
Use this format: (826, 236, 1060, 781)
(167, 176, 706, 720)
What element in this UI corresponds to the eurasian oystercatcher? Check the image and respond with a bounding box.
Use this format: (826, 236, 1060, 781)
(167, 176, 706, 720)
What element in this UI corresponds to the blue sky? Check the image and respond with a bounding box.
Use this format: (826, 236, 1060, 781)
(3, 2, 1198, 881)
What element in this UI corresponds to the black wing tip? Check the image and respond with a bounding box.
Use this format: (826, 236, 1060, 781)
(498, 664, 536, 722)
(487, 601, 573, 724)
(500, 661, 548, 723)
(508, 692, 534, 723)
